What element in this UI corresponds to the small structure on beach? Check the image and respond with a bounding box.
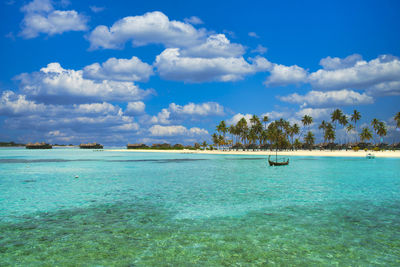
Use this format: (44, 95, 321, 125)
(127, 143, 148, 149)
(26, 142, 52, 149)
(79, 143, 103, 149)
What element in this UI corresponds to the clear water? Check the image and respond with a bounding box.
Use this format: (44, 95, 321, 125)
(0, 148, 399, 266)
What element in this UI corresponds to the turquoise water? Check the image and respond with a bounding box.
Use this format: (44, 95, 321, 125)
(0, 148, 400, 266)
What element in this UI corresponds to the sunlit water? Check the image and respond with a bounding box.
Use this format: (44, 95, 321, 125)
(0, 148, 399, 266)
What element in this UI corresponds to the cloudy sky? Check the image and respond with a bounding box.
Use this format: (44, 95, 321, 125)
(1, 0, 399, 145)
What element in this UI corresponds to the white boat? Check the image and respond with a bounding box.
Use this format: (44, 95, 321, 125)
(366, 153, 375, 159)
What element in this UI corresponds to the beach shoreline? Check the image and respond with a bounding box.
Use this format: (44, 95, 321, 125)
(108, 149, 400, 158)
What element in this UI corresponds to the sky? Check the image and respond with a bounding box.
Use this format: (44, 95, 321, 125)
(0, 0, 399, 145)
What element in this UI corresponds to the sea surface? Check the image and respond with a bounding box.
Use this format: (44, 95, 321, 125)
(0, 148, 399, 266)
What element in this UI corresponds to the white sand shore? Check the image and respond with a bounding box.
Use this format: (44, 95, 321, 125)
(108, 149, 400, 158)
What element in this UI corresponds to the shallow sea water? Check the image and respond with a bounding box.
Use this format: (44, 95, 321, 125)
(0, 148, 399, 266)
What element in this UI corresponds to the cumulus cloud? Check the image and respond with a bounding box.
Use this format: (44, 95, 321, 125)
(20, 0, 88, 38)
(169, 102, 224, 116)
(0, 90, 45, 115)
(296, 108, 332, 120)
(264, 63, 308, 87)
(251, 44, 267, 54)
(180, 34, 245, 58)
(226, 113, 253, 125)
(151, 102, 225, 124)
(309, 54, 400, 95)
(278, 89, 374, 107)
(184, 16, 204, 25)
(261, 111, 291, 121)
(149, 125, 208, 137)
(125, 101, 145, 115)
(87, 11, 206, 50)
(16, 63, 153, 103)
(319, 54, 363, 70)
(155, 48, 271, 82)
(83, 56, 153, 82)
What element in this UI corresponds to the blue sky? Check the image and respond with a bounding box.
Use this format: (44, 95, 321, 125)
(0, 0, 399, 145)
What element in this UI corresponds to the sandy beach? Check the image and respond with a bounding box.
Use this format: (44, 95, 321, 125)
(108, 149, 400, 158)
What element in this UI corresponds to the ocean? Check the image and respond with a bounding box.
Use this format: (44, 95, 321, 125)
(1, 148, 399, 266)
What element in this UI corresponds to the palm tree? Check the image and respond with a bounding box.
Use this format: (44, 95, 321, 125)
(212, 133, 219, 148)
(324, 123, 335, 144)
(360, 127, 373, 142)
(371, 118, 380, 144)
(237, 118, 248, 145)
(301, 115, 313, 135)
(351, 110, 361, 141)
(250, 114, 260, 126)
(262, 115, 269, 129)
(289, 123, 300, 150)
(346, 124, 355, 144)
(376, 121, 387, 144)
(217, 121, 227, 138)
(304, 131, 315, 150)
(331, 109, 343, 130)
(202, 141, 207, 150)
(319, 120, 327, 143)
(395, 112, 400, 128)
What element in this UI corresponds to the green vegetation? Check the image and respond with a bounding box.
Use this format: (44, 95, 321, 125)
(211, 110, 400, 151)
(0, 141, 25, 147)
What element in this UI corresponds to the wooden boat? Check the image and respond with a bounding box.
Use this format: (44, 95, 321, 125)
(268, 155, 289, 166)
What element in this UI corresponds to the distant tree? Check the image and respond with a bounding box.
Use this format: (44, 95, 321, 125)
(202, 141, 207, 149)
(371, 118, 380, 144)
(395, 112, 400, 128)
(262, 115, 269, 129)
(318, 120, 327, 143)
(351, 110, 361, 141)
(293, 138, 302, 150)
(346, 124, 355, 143)
(301, 115, 313, 134)
(376, 121, 387, 144)
(360, 127, 373, 142)
(304, 131, 315, 150)
(194, 143, 201, 149)
(324, 123, 335, 144)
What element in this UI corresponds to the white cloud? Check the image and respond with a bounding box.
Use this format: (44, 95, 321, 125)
(83, 56, 153, 82)
(309, 55, 400, 95)
(264, 63, 308, 87)
(149, 125, 208, 137)
(90, 6, 105, 13)
(151, 102, 225, 124)
(319, 54, 363, 70)
(278, 89, 374, 107)
(251, 44, 267, 54)
(227, 113, 253, 125)
(155, 48, 271, 82)
(20, 0, 88, 38)
(87, 11, 206, 50)
(0, 90, 45, 115)
(151, 108, 171, 124)
(16, 63, 153, 103)
(169, 102, 224, 116)
(296, 108, 332, 120)
(180, 34, 245, 58)
(73, 102, 120, 115)
(248, 32, 259, 38)
(125, 101, 145, 115)
(184, 16, 204, 25)
(261, 111, 290, 121)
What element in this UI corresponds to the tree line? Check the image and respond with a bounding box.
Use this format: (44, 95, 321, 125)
(210, 110, 400, 150)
